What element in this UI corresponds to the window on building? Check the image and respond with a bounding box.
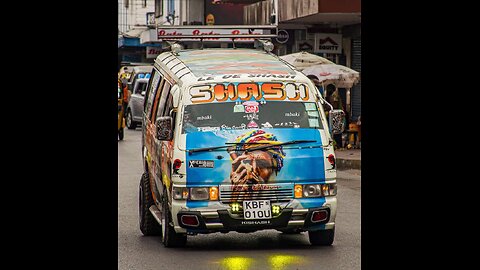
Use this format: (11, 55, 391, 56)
(155, 0, 163, 17)
(168, 0, 174, 16)
(124, 0, 129, 9)
(142, 0, 147, 8)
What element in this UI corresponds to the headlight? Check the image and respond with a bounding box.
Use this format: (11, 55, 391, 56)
(172, 187, 189, 200)
(296, 183, 337, 198)
(303, 184, 322, 197)
(173, 186, 220, 200)
(322, 183, 337, 196)
(190, 187, 210, 201)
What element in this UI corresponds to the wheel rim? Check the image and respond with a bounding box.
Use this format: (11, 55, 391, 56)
(127, 112, 132, 127)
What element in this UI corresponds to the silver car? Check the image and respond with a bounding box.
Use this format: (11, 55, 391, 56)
(126, 78, 149, 129)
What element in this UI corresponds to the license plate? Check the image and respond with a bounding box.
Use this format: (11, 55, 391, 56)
(243, 200, 271, 220)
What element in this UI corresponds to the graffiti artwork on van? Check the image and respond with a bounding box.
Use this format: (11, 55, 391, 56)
(190, 82, 310, 104)
(228, 130, 285, 190)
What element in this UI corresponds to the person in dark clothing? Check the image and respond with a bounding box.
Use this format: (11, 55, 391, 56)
(307, 75, 324, 97)
(325, 84, 345, 149)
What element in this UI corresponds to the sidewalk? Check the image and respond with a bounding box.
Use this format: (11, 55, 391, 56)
(335, 148, 361, 170)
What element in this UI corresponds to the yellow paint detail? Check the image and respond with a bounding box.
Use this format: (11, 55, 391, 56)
(146, 152, 151, 165)
(162, 173, 171, 189)
(268, 255, 304, 270)
(220, 257, 253, 270)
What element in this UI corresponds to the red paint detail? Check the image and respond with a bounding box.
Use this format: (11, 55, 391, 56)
(327, 154, 335, 165)
(173, 159, 182, 170)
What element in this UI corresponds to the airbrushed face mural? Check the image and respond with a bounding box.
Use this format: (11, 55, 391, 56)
(228, 130, 285, 187)
(182, 82, 328, 205)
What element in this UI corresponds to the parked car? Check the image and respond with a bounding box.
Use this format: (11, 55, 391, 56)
(126, 78, 149, 129)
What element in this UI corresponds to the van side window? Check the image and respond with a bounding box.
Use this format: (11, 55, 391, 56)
(163, 93, 175, 134)
(152, 81, 171, 122)
(148, 79, 165, 120)
(144, 69, 162, 113)
(163, 93, 174, 117)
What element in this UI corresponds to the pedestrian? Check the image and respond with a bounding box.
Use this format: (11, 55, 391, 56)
(325, 84, 345, 149)
(122, 80, 130, 117)
(307, 75, 324, 97)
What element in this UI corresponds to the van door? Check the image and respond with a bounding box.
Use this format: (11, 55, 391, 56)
(151, 81, 173, 190)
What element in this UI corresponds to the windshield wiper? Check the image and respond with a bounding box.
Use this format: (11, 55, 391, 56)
(188, 140, 317, 154)
(187, 142, 252, 154)
(188, 145, 230, 154)
(245, 140, 317, 152)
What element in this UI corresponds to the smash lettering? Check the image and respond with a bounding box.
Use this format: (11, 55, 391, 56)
(190, 83, 309, 104)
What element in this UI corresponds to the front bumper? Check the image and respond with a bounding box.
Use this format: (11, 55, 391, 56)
(175, 207, 334, 234)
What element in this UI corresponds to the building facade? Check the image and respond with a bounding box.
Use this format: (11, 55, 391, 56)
(118, 0, 163, 68)
(244, 0, 361, 120)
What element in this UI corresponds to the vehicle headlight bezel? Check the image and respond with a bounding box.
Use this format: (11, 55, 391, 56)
(297, 183, 337, 198)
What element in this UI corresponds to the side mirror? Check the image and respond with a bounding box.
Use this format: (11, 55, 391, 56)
(329, 109, 346, 135)
(156, 116, 173, 141)
(141, 91, 146, 96)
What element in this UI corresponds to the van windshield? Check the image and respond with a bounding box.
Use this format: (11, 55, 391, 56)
(182, 101, 323, 134)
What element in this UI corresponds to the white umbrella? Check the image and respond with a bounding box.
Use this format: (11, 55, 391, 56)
(280, 51, 334, 71)
(302, 64, 360, 89)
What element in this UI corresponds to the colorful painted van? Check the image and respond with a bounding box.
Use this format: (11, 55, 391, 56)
(139, 46, 343, 247)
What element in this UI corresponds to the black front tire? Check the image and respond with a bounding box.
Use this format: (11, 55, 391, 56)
(139, 173, 162, 236)
(126, 110, 137, 130)
(308, 228, 335, 246)
(118, 128, 124, 140)
(161, 193, 187, 247)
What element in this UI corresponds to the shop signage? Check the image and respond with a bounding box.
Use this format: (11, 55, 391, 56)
(146, 46, 162, 59)
(314, 33, 342, 54)
(157, 28, 265, 42)
(275, 29, 289, 44)
(296, 40, 314, 52)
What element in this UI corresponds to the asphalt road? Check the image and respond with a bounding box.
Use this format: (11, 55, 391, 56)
(118, 128, 360, 270)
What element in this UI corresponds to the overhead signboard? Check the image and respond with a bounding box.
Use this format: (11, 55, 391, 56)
(146, 46, 162, 59)
(157, 27, 271, 42)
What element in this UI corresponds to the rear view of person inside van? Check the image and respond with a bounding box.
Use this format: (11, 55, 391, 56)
(139, 47, 339, 248)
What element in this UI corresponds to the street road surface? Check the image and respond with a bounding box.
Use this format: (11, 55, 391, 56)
(118, 128, 361, 270)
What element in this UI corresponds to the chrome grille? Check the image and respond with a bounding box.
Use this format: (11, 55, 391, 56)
(219, 183, 293, 203)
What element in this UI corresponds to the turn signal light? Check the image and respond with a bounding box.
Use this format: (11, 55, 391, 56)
(209, 187, 219, 200)
(294, 184, 303, 198)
